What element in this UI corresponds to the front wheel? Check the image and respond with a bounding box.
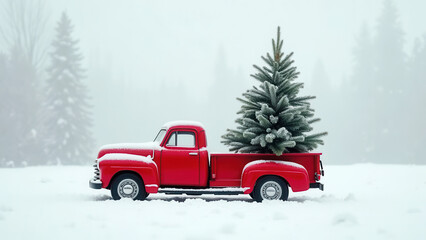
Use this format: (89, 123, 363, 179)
(252, 176, 289, 202)
(111, 173, 147, 201)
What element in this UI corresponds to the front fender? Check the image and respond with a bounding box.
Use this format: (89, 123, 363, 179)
(241, 160, 309, 193)
(98, 153, 159, 193)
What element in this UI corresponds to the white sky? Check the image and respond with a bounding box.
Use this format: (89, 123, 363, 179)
(47, 0, 426, 90)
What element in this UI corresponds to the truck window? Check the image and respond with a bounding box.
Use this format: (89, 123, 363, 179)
(154, 129, 166, 143)
(165, 131, 195, 148)
(166, 132, 177, 146)
(177, 131, 195, 147)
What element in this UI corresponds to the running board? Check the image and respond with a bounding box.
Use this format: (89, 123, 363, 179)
(158, 188, 247, 196)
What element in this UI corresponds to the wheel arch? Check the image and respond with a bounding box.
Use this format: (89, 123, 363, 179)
(241, 160, 310, 193)
(99, 159, 160, 193)
(107, 170, 144, 189)
(244, 173, 290, 194)
(255, 174, 289, 188)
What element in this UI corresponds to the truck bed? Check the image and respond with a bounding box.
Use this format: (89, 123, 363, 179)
(209, 153, 322, 188)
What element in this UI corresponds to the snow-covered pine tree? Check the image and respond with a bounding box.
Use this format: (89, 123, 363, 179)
(221, 27, 327, 156)
(44, 12, 94, 165)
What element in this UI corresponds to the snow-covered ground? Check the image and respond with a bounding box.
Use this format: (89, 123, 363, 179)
(0, 164, 425, 240)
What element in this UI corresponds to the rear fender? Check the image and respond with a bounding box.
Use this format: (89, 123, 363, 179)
(99, 155, 159, 193)
(241, 160, 309, 193)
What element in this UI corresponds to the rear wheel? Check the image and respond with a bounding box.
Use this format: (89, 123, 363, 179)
(111, 173, 147, 201)
(252, 176, 289, 202)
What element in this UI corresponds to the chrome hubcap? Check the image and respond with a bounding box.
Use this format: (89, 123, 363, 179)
(260, 181, 282, 200)
(118, 179, 139, 199)
(265, 187, 277, 196)
(123, 185, 134, 195)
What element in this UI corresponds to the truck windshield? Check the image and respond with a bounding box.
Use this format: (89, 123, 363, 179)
(154, 129, 166, 143)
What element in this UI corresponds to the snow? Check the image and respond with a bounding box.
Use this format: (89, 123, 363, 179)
(242, 160, 305, 173)
(162, 120, 205, 129)
(0, 164, 425, 240)
(30, 129, 37, 138)
(57, 118, 67, 125)
(99, 141, 162, 151)
(98, 153, 154, 165)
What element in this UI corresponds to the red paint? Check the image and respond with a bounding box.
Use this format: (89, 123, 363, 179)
(98, 159, 159, 193)
(241, 161, 310, 193)
(209, 153, 319, 193)
(92, 122, 323, 197)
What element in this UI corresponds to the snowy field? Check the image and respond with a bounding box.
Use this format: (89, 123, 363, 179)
(0, 164, 425, 240)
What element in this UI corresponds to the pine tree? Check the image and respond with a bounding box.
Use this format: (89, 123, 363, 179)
(44, 12, 94, 165)
(372, 0, 406, 163)
(222, 27, 327, 156)
(375, 0, 405, 93)
(352, 24, 375, 94)
(347, 23, 377, 162)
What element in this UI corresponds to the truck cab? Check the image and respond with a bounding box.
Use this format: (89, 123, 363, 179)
(154, 122, 209, 187)
(89, 121, 324, 202)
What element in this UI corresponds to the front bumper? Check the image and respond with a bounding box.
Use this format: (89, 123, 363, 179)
(89, 178, 102, 189)
(310, 182, 324, 191)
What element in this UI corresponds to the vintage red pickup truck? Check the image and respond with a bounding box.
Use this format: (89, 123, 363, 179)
(89, 121, 324, 202)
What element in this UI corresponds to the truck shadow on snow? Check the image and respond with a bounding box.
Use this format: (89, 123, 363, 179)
(91, 194, 329, 203)
(91, 194, 254, 202)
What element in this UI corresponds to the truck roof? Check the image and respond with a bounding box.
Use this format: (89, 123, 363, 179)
(162, 120, 205, 130)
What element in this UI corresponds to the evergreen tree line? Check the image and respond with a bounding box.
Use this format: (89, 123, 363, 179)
(0, 5, 94, 167)
(2, 0, 423, 166)
(310, 0, 426, 164)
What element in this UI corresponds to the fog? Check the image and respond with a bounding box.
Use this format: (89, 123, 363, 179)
(1, 0, 425, 166)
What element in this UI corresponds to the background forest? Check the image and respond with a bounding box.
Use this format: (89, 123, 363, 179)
(1, 0, 425, 166)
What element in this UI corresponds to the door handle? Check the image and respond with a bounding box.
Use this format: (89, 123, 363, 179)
(189, 152, 198, 156)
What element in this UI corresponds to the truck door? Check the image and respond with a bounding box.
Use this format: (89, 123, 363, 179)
(160, 130, 200, 186)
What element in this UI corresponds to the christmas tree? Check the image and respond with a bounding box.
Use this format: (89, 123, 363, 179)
(221, 27, 327, 156)
(44, 12, 94, 165)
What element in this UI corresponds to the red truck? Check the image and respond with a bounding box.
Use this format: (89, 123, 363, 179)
(89, 121, 324, 202)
